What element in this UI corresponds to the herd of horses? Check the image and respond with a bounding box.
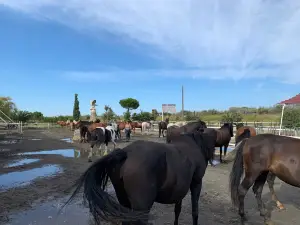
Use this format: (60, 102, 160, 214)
(60, 119, 300, 225)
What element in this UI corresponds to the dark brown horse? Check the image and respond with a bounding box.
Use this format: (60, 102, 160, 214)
(229, 134, 300, 225)
(235, 128, 285, 211)
(158, 118, 169, 138)
(75, 120, 107, 143)
(201, 123, 233, 163)
(130, 121, 142, 133)
(166, 120, 207, 143)
(75, 120, 92, 142)
(62, 131, 216, 225)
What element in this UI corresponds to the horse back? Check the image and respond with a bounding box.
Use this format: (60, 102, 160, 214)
(244, 134, 300, 186)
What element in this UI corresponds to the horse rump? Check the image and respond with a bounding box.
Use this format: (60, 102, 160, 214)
(60, 149, 149, 224)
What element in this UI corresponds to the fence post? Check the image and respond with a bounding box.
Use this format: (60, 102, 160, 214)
(48, 123, 50, 129)
(20, 121, 23, 133)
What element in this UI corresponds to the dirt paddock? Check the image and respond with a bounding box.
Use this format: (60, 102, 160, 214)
(1, 128, 300, 225)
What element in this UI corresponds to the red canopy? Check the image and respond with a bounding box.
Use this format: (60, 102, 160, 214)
(279, 94, 300, 105)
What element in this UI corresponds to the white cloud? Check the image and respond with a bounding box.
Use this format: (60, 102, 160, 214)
(1, 0, 300, 82)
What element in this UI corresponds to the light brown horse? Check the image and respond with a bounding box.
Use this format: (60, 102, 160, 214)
(235, 123, 256, 142)
(88, 122, 107, 133)
(235, 124, 284, 211)
(130, 121, 142, 133)
(230, 134, 300, 225)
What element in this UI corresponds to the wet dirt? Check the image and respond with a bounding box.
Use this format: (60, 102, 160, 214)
(1, 128, 300, 224)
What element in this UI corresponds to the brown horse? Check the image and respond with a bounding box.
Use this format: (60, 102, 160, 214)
(166, 120, 207, 143)
(235, 123, 256, 142)
(201, 123, 233, 163)
(158, 118, 169, 138)
(130, 121, 142, 133)
(235, 126, 285, 211)
(229, 134, 300, 225)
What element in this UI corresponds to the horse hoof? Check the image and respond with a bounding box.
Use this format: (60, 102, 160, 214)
(265, 220, 275, 225)
(276, 202, 285, 210)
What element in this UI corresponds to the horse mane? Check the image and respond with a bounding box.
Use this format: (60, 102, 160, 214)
(221, 123, 234, 137)
(181, 131, 215, 162)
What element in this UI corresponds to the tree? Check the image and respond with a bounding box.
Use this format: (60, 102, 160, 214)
(103, 105, 116, 122)
(132, 111, 153, 121)
(31, 111, 44, 121)
(282, 108, 300, 128)
(221, 111, 243, 123)
(73, 94, 81, 121)
(0, 96, 16, 116)
(11, 110, 32, 122)
(123, 111, 131, 121)
(119, 98, 140, 112)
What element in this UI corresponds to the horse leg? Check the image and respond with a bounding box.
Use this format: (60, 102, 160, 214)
(158, 127, 161, 138)
(88, 145, 94, 162)
(174, 200, 182, 225)
(220, 146, 223, 163)
(267, 172, 285, 210)
(224, 144, 229, 157)
(190, 181, 202, 225)
(252, 171, 273, 224)
(238, 174, 258, 224)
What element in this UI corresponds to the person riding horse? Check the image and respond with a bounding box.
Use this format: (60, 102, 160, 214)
(124, 121, 132, 142)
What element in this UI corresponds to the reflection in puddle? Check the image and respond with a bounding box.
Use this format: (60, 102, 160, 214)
(20, 149, 81, 158)
(0, 165, 62, 191)
(3, 186, 115, 225)
(4, 159, 40, 168)
(29, 138, 42, 141)
(0, 148, 10, 152)
(210, 160, 220, 166)
(61, 138, 73, 143)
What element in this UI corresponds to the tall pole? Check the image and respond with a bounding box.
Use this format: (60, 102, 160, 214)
(182, 85, 184, 120)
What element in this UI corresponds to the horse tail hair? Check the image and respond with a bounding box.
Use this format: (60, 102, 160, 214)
(166, 127, 171, 143)
(60, 149, 149, 224)
(229, 139, 247, 208)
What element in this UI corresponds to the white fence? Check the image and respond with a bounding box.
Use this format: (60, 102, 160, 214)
(0, 122, 22, 134)
(150, 121, 300, 138)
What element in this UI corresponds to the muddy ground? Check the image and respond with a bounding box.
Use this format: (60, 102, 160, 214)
(1, 128, 300, 225)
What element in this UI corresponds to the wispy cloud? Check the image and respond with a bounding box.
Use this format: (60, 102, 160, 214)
(1, 0, 300, 82)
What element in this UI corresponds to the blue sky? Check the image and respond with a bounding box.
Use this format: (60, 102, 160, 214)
(1, 1, 300, 116)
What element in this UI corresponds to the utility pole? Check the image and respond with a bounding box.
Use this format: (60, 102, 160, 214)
(182, 85, 184, 120)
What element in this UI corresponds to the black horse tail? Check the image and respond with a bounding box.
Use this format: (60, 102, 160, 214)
(61, 149, 149, 224)
(229, 139, 247, 208)
(166, 127, 171, 143)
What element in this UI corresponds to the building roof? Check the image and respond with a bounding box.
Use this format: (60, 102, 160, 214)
(279, 94, 300, 105)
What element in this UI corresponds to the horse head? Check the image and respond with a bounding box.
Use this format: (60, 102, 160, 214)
(165, 118, 169, 123)
(95, 119, 100, 123)
(223, 123, 234, 137)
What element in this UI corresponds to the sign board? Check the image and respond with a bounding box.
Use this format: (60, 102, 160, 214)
(162, 104, 176, 113)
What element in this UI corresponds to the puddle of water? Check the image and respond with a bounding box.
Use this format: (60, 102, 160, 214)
(0, 148, 10, 152)
(0, 165, 62, 191)
(210, 159, 220, 166)
(20, 149, 81, 158)
(4, 159, 40, 168)
(4, 186, 115, 225)
(60, 138, 73, 143)
(30, 138, 42, 141)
